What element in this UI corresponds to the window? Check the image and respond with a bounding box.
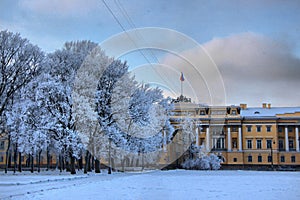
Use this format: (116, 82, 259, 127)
(248, 155, 252, 162)
(0, 141, 4, 150)
(266, 126, 272, 132)
(267, 140, 272, 149)
(215, 138, 225, 149)
(268, 155, 272, 162)
(247, 126, 252, 132)
(232, 138, 237, 148)
(291, 156, 296, 163)
(233, 158, 237, 162)
(288, 126, 293, 132)
(278, 126, 283, 133)
(280, 156, 285, 162)
(247, 140, 252, 149)
(256, 140, 262, 149)
(289, 140, 294, 149)
(279, 140, 284, 150)
(200, 110, 205, 115)
(232, 110, 237, 115)
(258, 155, 262, 162)
(0, 156, 3, 162)
(256, 126, 261, 132)
(217, 139, 221, 148)
(232, 127, 237, 132)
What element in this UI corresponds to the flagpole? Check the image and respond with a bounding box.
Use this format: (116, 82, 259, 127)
(181, 80, 183, 96)
(180, 72, 184, 97)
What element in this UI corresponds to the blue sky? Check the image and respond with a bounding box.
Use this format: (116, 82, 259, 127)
(1, 0, 300, 106)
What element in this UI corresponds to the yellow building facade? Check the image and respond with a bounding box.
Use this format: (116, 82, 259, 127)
(169, 101, 300, 169)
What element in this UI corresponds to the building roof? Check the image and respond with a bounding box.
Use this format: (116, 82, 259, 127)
(241, 107, 300, 117)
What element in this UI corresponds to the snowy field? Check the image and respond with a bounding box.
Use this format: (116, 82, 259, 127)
(1, 170, 300, 200)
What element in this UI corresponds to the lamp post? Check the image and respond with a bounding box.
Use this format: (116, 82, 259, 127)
(108, 137, 112, 174)
(271, 140, 275, 171)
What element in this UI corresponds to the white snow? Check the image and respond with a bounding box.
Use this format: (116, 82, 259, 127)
(241, 107, 300, 117)
(1, 170, 300, 200)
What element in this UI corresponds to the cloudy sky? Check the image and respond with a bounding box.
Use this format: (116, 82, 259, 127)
(1, 0, 300, 107)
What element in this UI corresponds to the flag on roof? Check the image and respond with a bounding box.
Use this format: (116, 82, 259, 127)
(180, 72, 185, 81)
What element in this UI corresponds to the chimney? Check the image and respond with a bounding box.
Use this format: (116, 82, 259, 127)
(262, 103, 267, 108)
(268, 103, 271, 109)
(240, 103, 247, 110)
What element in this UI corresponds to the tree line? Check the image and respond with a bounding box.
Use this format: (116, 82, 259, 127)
(0, 30, 175, 174)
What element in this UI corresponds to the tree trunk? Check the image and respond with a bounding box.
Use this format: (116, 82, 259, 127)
(95, 158, 100, 173)
(13, 145, 17, 173)
(62, 156, 65, 171)
(38, 150, 42, 173)
(78, 156, 83, 171)
(30, 154, 34, 173)
(91, 156, 94, 170)
(84, 150, 89, 174)
(142, 154, 144, 171)
(87, 152, 92, 172)
(69, 152, 76, 175)
(59, 154, 63, 173)
(130, 156, 134, 167)
(121, 158, 125, 172)
(46, 149, 50, 171)
(18, 152, 22, 172)
(66, 160, 70, 172)
(5, 135, 11, 173)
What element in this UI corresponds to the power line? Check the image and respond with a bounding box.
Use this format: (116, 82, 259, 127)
(101, 0, 173, 90)
(101, 0, 154, 66)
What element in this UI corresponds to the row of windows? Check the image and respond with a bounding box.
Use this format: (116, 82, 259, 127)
(246, 139, 298, 149)
(278, 126, 294, 133)
(199, 110, 238, 115)
(247, 125, 272, 132)
(247, 139, 274, 149)
(246, 155, 296, 163)
(246, 126, 297, 133)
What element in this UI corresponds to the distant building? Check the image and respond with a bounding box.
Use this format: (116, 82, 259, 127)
(166, 98, 300, 170)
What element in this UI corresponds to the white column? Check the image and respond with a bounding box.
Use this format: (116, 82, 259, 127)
(196, 127, 199, 146)
(296, 127, 299, 152)
(285, 126, 289, 152)
(238, 127, 242, 151)
(227, 127, 231, 151)
(206, 127, 210, 151)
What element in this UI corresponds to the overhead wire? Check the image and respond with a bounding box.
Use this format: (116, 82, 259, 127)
(101, 0, 173, 90)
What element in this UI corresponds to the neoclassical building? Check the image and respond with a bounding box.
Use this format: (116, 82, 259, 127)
(168, 100, 300, 169)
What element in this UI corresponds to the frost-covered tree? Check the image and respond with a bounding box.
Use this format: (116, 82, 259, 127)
(93, 59, 175, 171)
(74, 48, 175, 172)
(42, 41, 96, 174)
(0, 30, 44, 173)
(181, 144, 222, 170)
(73, 46, 112, 173)
(6, 77, 49, 173)
(0, 30, 44, 124)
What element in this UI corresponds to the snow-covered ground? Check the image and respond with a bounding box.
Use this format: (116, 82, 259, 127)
(1, 170, 300, 200)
